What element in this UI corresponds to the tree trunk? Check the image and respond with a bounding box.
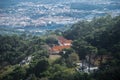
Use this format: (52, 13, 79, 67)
(100, 55, 103, 65)
(82, 59, 84, 71)
(88, 54, 91, 72)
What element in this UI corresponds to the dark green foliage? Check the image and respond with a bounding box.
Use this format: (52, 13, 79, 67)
(45, 37, 58, 47)
(0, 35, 26, 65)
(64, 15, 113, 41)
(58, 48, 79, 67)
(0, 34, 48, 80)
(64, 15, 120, 80)
(30, 59, 50, 77)
(0, 35, 45, 68)
(2, 66, 26, 80)
(92, 16, 120, 80)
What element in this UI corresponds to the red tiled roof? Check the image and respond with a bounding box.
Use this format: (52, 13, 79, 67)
(58, 36, 72, 44)
(50, 36, 72, 53)
(51, 45, 71, 52)
(64, 40, 72, 43)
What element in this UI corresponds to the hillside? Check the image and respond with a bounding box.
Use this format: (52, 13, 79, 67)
(0, 15, 120, 80)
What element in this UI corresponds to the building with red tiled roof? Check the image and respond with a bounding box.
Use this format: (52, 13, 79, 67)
(58, 36, 72, 46)
(50, 36, 72, 54)
(50, 45, 71, 54)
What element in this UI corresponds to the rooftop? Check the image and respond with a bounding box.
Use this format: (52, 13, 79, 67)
(50, 36, 72, 54)
(51, 45, 71, 52)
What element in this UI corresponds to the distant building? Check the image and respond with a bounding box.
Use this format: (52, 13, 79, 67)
(76, 62, 98, 73)
(50, 45, 71, 54)
(58, 36, 72, 46)
(50, 36, 72, 54)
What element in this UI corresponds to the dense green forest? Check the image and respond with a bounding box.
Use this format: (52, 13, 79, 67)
(0, 15, 120, 80)
(64, 15, 120, 80)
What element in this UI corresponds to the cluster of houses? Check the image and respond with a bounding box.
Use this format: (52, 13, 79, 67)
(49, 36, 72, 54)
